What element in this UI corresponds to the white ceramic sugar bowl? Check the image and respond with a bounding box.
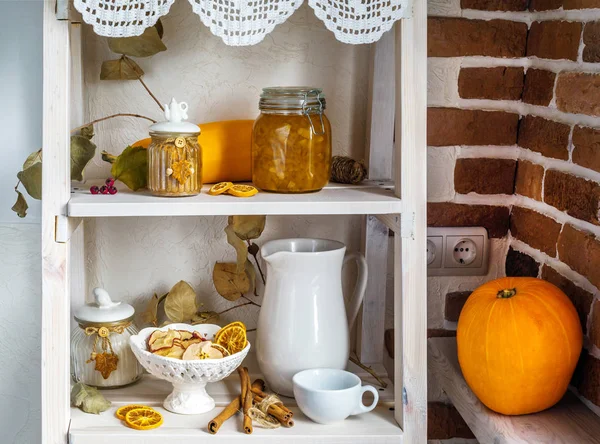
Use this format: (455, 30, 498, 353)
(71, 288, 143, 388)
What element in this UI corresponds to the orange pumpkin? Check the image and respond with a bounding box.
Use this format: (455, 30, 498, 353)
(457, 277, 583, 415)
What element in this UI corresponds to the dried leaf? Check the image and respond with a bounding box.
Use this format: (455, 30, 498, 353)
(228, 215, 266, 240)
(192, 311, 220, 324)
(101, 150, 117, 164)
(11, 190, 28, 218)
(17, 163, 42, 200)
(108, 26, 166, 58)
(22, 149, 42, 170)
(71, 383, 111, 414)
(248, 242, 259, 257)
(213, 263, 250, 301)
(80, 124, 94, 140)
(94, 352, 119, 379)
(111, 145, 148, 190)
(225, 224, 247, 273)
(155, 19, 164, 39)
(71, 135, 97, 181)
(100, 58, 144, 80)
(164, 281, 197, 323)
(141, 293, 159, 327)
(245, 260, 256, 296)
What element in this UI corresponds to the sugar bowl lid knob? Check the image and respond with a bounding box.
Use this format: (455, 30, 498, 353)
(73, 287, 135, 324)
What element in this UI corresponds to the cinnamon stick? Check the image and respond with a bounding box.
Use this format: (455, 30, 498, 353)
(208, 396, 241, 434)
(250, 386, 294, 417)
(252, 393, 294, 426)
(238, 367, 253, 434)
(208, 380, 266, 434)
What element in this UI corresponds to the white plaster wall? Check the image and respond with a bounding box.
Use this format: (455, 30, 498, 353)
(0, 2, 42, 442)
(79, 2, 370, 327)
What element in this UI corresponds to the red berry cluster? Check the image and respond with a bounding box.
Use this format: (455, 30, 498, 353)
(90, 178, 118, 195)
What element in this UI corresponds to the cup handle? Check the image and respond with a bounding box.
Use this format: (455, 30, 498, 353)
(351, 385, 379, 416)
(343, 252, 368, 330)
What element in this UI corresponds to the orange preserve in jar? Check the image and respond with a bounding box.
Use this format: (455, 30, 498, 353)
(252, 87, 332, 193)
(148, 98, 201, 197)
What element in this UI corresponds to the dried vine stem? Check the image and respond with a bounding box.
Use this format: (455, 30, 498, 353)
(122, 55, 164, 112)
(349, 356, 388, 389)
(247, 241, 266, 285)
(190, 296, 260, 326)
(71, 113, 156, 133)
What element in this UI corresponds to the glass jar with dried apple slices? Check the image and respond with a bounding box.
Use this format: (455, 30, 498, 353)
(252, 87, 332, 193)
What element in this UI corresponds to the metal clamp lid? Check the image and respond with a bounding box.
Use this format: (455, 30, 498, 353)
(301, 89, 326, 136)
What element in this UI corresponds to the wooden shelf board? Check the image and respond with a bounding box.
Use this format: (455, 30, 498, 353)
(69, 356, 400, 443)
(428, 337, 600, 444)
(67, 181, 401, 217)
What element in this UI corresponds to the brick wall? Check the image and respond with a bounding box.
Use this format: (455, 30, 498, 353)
(426, 0, 600, 434)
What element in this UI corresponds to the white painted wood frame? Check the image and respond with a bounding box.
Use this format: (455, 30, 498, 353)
(395, 0, 428, 441)
(41, 1, 72, 443)
(41, 0, 428, 442)
(358, 30, 395, 364)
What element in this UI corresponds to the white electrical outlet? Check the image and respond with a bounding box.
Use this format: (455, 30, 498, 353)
(427, 227, 489, 276)
(427, 236, 443, 268)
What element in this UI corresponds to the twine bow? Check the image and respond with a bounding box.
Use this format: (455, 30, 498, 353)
(81, 321, 131, 379)
(248, 394, 284, 429)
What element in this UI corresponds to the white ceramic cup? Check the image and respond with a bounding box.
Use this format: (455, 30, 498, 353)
(292, 368, 379, 424)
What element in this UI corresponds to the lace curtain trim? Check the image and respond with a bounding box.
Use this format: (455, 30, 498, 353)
(74, 0, 409, 46)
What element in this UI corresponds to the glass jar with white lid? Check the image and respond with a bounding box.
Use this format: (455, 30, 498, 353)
(70, 288, 143, 388)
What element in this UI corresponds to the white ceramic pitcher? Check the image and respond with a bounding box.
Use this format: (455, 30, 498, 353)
(256, 238, 368, 396)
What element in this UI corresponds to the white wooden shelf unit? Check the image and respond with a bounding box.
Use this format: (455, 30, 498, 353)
(429, 337, 600, 444)
(41, 1, 427, 443)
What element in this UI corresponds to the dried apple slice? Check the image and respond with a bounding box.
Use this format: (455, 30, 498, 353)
(178, 330, 194, 341)
(154, 344, 185, 359)
(149, 330, 180, 352)
(180, 338, 202, 349)
(192, 331, 207, 341)
(182, 342, 204, 360)
(200, 341, 224, 359)
(148, 330, 168, 347)
(211, 343, 230, 357)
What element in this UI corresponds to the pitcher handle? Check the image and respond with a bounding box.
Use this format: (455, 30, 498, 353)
(343, 252, 368, 330)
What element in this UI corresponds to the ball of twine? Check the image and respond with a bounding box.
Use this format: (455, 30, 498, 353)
(330, 156, 367, 184)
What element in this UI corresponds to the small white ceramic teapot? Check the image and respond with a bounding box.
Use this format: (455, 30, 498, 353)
(256, 238, 367, 396)
(163, 98, 189, 123)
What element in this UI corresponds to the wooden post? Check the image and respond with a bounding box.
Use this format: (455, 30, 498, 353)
(394, 0, 428, 441)
(358, 30, 396, 364)
(41, 2, 71, 443)
(69, 22, 87, 330)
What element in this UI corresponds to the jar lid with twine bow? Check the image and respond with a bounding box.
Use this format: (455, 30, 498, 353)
(73, 288, 135, 379)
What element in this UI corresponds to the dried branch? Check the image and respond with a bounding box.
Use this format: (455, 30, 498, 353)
(71, 113, 156, 133)
(349, 356, 388, 389)
(122, 56, 164, 112)
(241, 295, 261, 308)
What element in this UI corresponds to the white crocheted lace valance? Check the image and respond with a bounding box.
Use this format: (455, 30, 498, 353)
(74, 0, 409, 46)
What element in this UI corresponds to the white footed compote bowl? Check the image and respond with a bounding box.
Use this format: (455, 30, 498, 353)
(130, 323, 250, 414)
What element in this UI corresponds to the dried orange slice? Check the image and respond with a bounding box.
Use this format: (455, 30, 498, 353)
(125, 408, 164, 430)
(214, 321, 247, 354)
(227, 184, 258, 198)
(115, 404, 154, 421)
(208, 182, 233, 196)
